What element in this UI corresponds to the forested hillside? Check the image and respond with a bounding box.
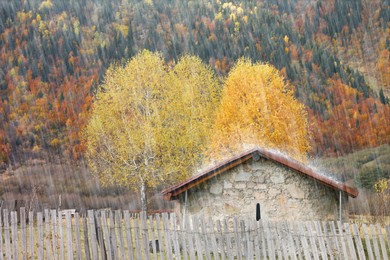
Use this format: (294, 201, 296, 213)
(0, 0, 389, 166)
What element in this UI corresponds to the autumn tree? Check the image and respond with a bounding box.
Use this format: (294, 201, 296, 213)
(84, 51, 220, 211)
(209, 59, 311, 161)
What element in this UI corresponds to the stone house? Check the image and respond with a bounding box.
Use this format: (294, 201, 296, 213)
(162, 147, 358, 222)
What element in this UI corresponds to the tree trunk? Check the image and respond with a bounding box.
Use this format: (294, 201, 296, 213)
(140, 180, 147, 213)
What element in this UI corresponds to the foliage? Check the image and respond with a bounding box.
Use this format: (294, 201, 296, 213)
(374, 178, 389, 194)
(0, 0, 388, 164)
(84, 51, 220, 209)
(209, 59, 310, 161)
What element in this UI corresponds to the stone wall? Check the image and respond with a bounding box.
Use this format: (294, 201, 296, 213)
(177, 157, 349, 222)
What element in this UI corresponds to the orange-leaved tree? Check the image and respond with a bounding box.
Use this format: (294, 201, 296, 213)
(208, 59, 311, 161)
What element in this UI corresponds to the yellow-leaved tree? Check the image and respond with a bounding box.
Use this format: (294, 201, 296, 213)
(84, 51, 220, 211)
(209, 59, 311, 161)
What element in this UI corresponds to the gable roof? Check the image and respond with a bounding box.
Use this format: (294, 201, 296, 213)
(162, 147, 359, 200)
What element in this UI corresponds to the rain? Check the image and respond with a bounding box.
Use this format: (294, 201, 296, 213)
(0, 0, 389, 254)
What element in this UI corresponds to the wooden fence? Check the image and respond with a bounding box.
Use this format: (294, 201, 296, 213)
(0, 208, 389, 259)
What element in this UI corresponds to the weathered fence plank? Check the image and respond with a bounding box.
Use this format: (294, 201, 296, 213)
(386, 226, 390, 253)
(200, 216, 212, 260)
(370, 224, 382, 259)
(223, 218, 233, 260)
(87, 210, 98, 260)
(11, 211, 18, 260)
(51, 210, 58, 260)
(44, 209, 50, 260)
(100, 211, 112, 260)
(154, 214, 163, 260)
(322, 221, 334, 260)
(298, 221, 311, 260)
(133, 216, 142, 260)
(185, 214, 196, 260)
(28, 211, 34, 260)
(148, 215, 158, 260)
(351, 224, 366, 260)
(20, 208, 27, 260)
(82, 215, 91, 260)
(363, 223, 375, 260)
(3, 209, 11, 260)
(123, 210, 134, 260)
(233, 218, 242, 260)
(140, 212, 151, 260)
(259, 221, 269, 259)
(208, 218, 219, 259)
(193, 215, 203, 259)
(344, 223, 358, 260)
(376, 223, 389, 260)
(216, 220, 226, 260)
(74, 213, 82, 260)
(0, 209, 389, 259)
(37, 212, 44, 260)
(66, 211, 74, 260)
(285, 221, 298, 260)
(337, 221, 349, 259)
(179, 216, 188, 260)
(271, 221, 282, 259)
(314, 221, 327, 260)
(108, 211, 118, 260)
(277, 222, 289, 259)
(171, 213, 181, 259)
(0, 210, 3, 260)
(115, 210, 126, 260)
(94, 211, 105, 260)
(59, 211, 65, 260)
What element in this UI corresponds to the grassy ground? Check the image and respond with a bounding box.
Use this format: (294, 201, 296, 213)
(0, 160, 173, 212)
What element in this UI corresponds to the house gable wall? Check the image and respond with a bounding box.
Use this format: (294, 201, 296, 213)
(178, 158, 348, 222)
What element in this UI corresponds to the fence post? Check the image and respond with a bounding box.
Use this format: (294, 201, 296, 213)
(162, 213, 173, 259)
(37, 212, 44, 260)
(148, 215, 157, 260)
(155, 214, 164, 260)
(386, 226, 390, 253)
(74, 213, 82, 260)
(100, 210, 112, 260)
(351, 223, 366, 260)
(87, 210, 98, 260)
(362, 224, 375, 260)
(82, 214, 91, 260)
(28, 211, 34, 259)
(370, 224, 382, 259)
(343, 223, 358, 260)
(140, 212, 151, 260)
(336, 221, 349, 259)
(58, 210, 65, 260)
(11, 211, 18, 260)
(0, 209, 2, 260)
(115, 210, 126, 260)
(376, 223, 389, 260)
(208, 217, 219, 259)
(44, 209, 51, 260)
(50, 210, 58, 260)
(185, 214, 196, 260)
(3, 209, 11, 260)
(109, 211, 118, 259)
(123, 210, 135, 260)
(20, 208, 27, 260)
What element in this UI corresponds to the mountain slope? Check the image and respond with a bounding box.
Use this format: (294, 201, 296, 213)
(0, 0, 388, 165)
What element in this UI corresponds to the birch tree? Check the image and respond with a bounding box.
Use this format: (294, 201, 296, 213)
(84, 51, 220, 211)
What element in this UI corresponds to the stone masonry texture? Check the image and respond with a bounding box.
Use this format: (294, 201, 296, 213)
(178, 157, 348, 222)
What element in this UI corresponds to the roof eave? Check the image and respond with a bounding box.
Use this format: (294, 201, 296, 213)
(161, 148, 359, 200)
